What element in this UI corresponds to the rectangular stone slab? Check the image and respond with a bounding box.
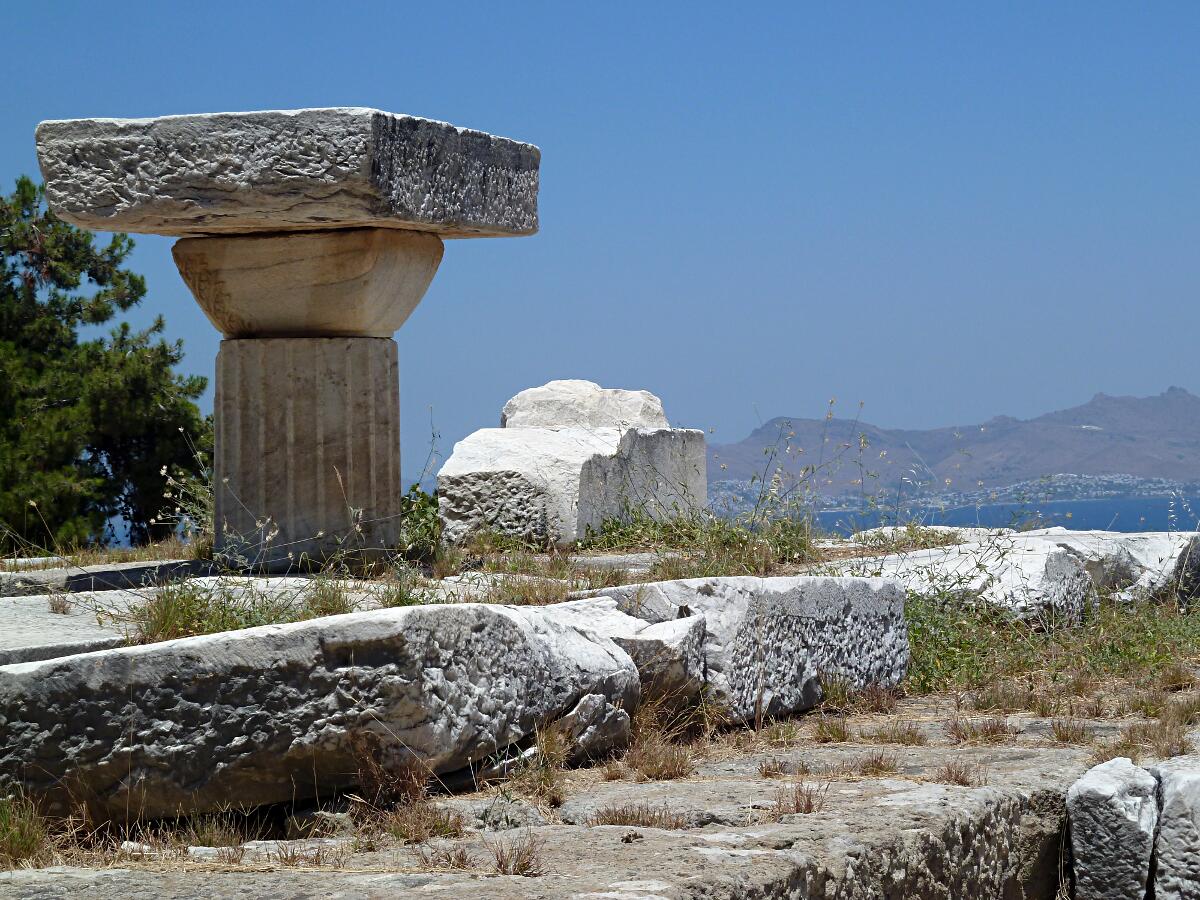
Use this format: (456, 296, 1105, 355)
(35, 107, 539, 237)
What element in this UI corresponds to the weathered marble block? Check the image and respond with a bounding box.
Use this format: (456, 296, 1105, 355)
(439, 381, 706, 548)
(36, 107, 539, 237)
(0, 604, 638, 820)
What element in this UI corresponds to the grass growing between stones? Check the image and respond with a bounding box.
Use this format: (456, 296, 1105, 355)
(930, 760, 988, 787)
(125, 577, 377, 643)
(763, 780, 829, 820)
(587, 802, 687, 829)
(854, 524, 964, 554)
(905, 592, 1200, 695)
(486, 830, 546, 877)
(0, 792, 50, 868)
(580, 508, 818, 579)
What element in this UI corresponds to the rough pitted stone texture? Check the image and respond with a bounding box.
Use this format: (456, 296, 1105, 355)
(500, 379, 670, 430)
(594, 575, 909, 723)
(35, 108, 539, 237)
(841, 533, 1095, 623)
(534, 597, 706, 699)
(215, 337, 400, 569)
(1066, 757, 1158, 900)
(0, 603, 638, 820)
(437, 426, 706, 547)
(1149, 755, 1200, 899)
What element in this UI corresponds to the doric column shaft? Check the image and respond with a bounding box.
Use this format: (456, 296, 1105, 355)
(215, 338, 400, 568)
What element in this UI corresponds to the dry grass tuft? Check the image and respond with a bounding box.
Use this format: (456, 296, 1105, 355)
(764, 780, 829, 820)
(855, 750, 900, 776)
(931, 760, 988, 787)
(970, 680, 1031, 714)
(812, 716, 852, 744)
(1158, 662, 1197, 693)
(625, 736, 695, 782)
(758, 757, 793, 778)
(947, 717, 1019, 745)
(487, 830, 546, 877)
(505, 726, 570, 806)
(475, 575, 572, 606)
(760, 721, 803, 747)
(350, 733, 430, 807)
(587, 802, 686, 829)
(862, 720, 927, 746)
(1091, 718, 1194, 765)
(1163, 694, 1200, 727)
(413, 843, 478, 871)
(381, 803, 465, 845)
(1049, 719, 1092, 745)
(46, 593, 72, 615)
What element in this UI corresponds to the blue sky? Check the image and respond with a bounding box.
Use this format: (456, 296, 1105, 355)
(4, 2, 1199, 482)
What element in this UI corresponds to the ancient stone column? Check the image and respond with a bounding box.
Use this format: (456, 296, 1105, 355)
(36, 108, 540, 568)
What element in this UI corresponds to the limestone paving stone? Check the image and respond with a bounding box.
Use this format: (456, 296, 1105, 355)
(36, 108, 540, 237)
(1066, 757, 1158, 900)
(0, 744, 1091, 899)
(0, 592, 132, 665)
(0, 558, 215, 597)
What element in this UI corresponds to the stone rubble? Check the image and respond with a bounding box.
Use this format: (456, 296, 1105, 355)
(845, 526, 1200, 617)
(1067, 755, 1200, 899)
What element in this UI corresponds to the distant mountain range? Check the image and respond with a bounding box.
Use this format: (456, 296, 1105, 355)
(708, 387, 1200, 500)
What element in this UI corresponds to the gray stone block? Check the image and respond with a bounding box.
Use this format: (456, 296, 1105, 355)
(0, 603, 637, 820)
(35, 108, 539, 237)
(1149, 755, 1200, 899)
(1066, 757, 1158, 900)
(597, 575, 909, 723)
